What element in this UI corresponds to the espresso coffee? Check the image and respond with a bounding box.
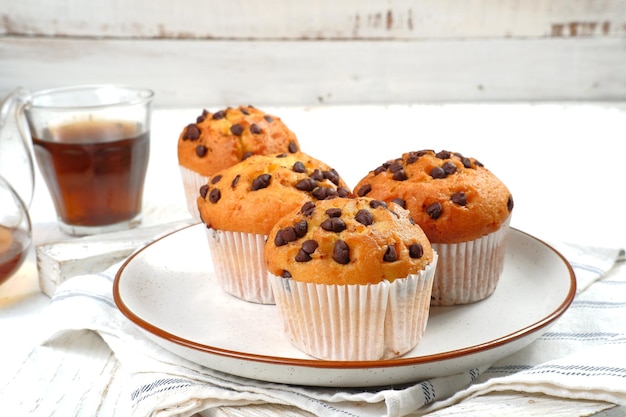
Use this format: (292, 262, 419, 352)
(32, 120, 150, 227)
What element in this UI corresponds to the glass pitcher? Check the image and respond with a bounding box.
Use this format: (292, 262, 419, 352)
(0, 88, 35, 209)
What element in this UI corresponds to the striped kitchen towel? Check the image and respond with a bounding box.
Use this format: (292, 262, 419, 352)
(419, 245, 626, 415)
(39, 243, 624, 417)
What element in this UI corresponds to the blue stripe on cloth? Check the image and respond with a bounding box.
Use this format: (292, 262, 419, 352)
(540, 332, 622, 341)
(483, 365, 533, 376)
(570, 300, 626, 309)
(131, 378, 200, 403)
(420, 380, 436, 404)
(290, 392, 364, 417)
(51, 290, 116, 309)
(569, 262, 606, 277)
(525, 364, 626, 378)
(485, 364, 626, 379)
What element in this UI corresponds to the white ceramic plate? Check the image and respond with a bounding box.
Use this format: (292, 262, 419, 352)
(113, 224, 575, 387)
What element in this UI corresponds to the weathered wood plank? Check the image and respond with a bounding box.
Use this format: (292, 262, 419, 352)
(2, 36, 625, 106)
(36, 220, 193, 297)
(2, 0, 626, 39)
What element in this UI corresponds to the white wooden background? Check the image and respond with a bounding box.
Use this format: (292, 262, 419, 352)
(1, 0, 626, 107)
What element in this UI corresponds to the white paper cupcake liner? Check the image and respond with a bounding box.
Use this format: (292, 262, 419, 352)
(269, 253, 438, 361)
(179, 165, 209, 221)
(430, 217, 511, 306)
(205, 228, 275, 304)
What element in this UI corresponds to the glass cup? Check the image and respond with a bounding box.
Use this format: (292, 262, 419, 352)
(19, 85, 153, 236)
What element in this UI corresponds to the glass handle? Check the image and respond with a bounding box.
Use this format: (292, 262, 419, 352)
(0, 88, 35, 208)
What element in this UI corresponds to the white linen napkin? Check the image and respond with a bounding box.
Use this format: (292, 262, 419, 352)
(40, 242, 625, 417)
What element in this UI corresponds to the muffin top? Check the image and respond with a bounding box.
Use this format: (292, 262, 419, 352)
(264, 197, 434, 285)
(353, 150, 513, 243)
(177, 105, 300, 177)
(197, 152, 352, 235)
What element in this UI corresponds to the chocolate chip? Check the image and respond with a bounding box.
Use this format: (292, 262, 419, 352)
(209, 188, 221, 203)
(274, 233, 286, 247)
(310, 169, 323, 181)
(250, 123, 261, 134)
(409, 243, 424, 259)
(295, 178, 317, 192)
(199, 184, 208, 198)
(288, 141, 298, 153)
(430, 166, 446, 179)
(383, 245, 398, 262)
(213, 110, 226, 120)
(451, 191, 467, 206)
(210, 175, 222, 184)
(333, 240, 350, 264)
(301, 239, 318, 254)
(357, 184, 371, 197)
(231, 174, 240, 188)
(406, 151, 424, 164)
(295, 249, 312, 262)
(507, 195, 514, 212)
(461, 157, 472, 168)
(355, 209, 373, 225)
(241, 151, 253, 160)
(230, 124, 244, 136)
(294, 220, 308, 237)
(337, 187, 351, 197)
(442, 161, 457, 175)
(195, 145, 207, 157)
(240, 107, 250, 115)
(326, 208, 342, 217)
(426, 202, 443, 219)
(392, 198, 406, 209)
(388, 161, 403, 173)
(292, 161, 306, 173)
(370, 200, 387, 209)
(264, 115, 274, 123)
(196, 110, 208, 123)
(251, 173, 271, 191)
(276, 153, 287, 158)
(475, 159, 484, 167)
(374, 165, 386, 175)
(279, 226, 298, 243)
(321, 217, 346, 233)
(323, 169, 340, 185)
(281, 270, 292, 278)
(183, 124, 200, 140)
(436, 150, 451, 159)
(392, 169, 408, 181)
(301, 201, 316, 216)
(312, 187, 338, 200)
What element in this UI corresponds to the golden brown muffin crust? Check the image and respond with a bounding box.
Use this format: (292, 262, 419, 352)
(197, 152, 352, 235)
(177, 105, 300, 177)
(353, 150, 513, 243)
(265, 197, 434, 285)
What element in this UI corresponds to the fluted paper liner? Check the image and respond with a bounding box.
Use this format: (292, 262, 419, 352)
(269, 253, 438, 361)
(430, 217, 511, 306)
(179, 165, 209, 221)
(205, 228, 275, 304)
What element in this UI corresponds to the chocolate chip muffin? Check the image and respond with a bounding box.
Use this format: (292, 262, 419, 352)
(178, 105, 300, 218)
(354, 150, 513, 305)
(265, 197, 438, 361)
(197, 151, 351, 304)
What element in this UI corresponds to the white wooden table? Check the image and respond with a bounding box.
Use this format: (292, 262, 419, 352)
(1, 103, 625, 416)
